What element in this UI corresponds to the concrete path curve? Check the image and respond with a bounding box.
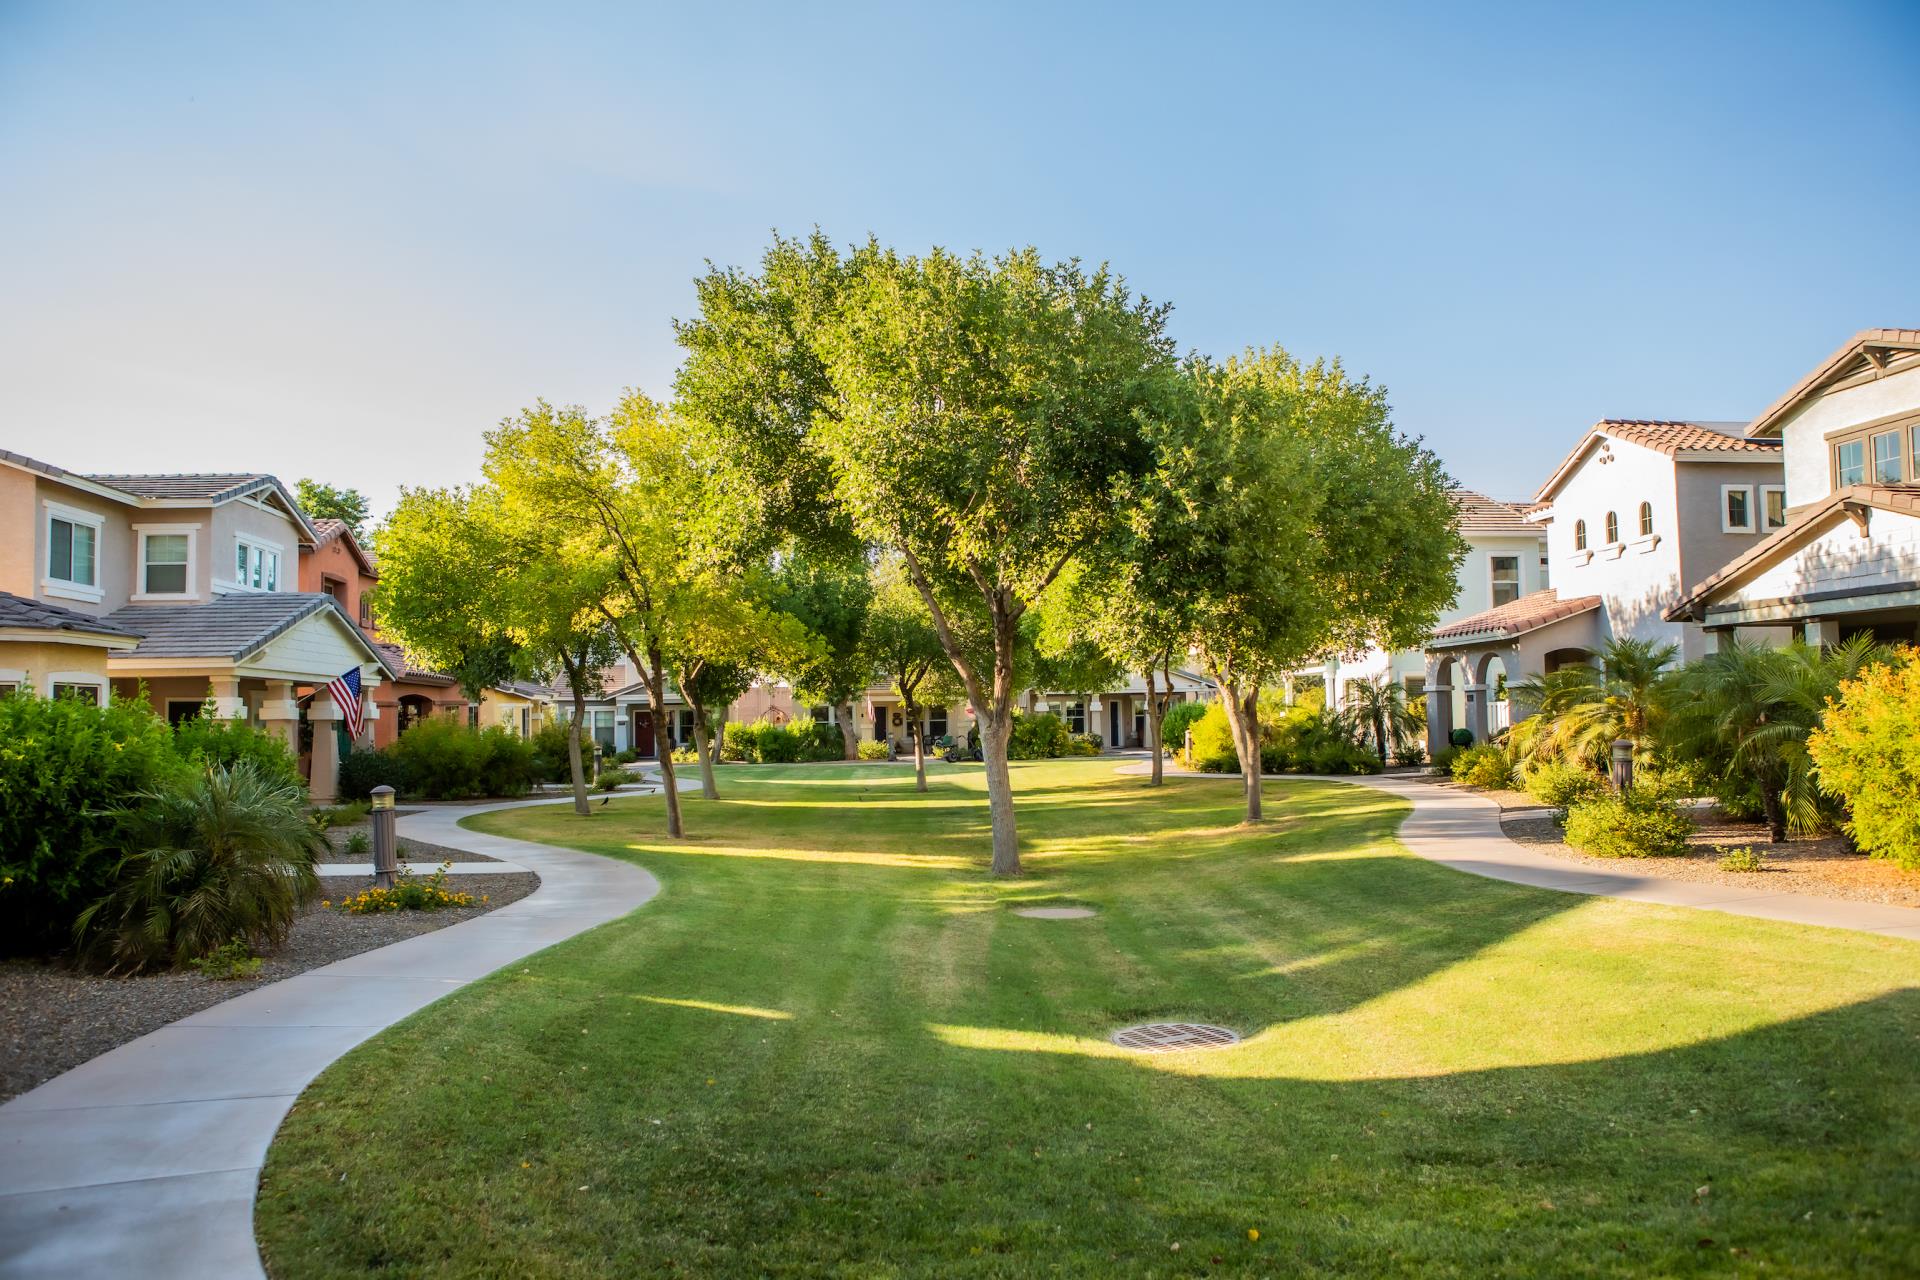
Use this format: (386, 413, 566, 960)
(1118, 761, 1920, 941)
(0, 795, 661, 1280)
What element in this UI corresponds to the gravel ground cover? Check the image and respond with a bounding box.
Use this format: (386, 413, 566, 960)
(0, 870, 537, 1103)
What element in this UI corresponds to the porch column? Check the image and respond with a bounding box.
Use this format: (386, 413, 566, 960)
(1424, 682, 1454, 759)
(1323, 658, 1341, 711)
(259, 680, 299, 754)
(309, 691, 341, 803)
(209, 674, 245, 720)
(1464, 681, 1490, 744)
(1087, 696, 1102, 746)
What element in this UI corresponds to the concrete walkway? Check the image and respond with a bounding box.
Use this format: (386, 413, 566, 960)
(0, 796, 661, 1280)
(317, 861, 529, 877)
(1119, 761, 1920, 941)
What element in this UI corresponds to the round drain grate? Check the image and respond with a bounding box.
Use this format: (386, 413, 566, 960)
(1111, 1022, 1241, 1052)
(1013, 906, 1097, 919)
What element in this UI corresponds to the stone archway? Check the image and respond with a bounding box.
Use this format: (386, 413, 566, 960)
(1424, 652, 1458, 759)
(1473, 650, 1519, 739)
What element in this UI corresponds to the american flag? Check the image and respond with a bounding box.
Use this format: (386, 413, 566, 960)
(327, 666, 364, 739)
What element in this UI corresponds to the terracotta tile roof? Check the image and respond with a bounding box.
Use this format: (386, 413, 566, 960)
(310, 517, 377, 575)
(1430, 588, 1602, 646)
(1746, 328, 1920, 439)
(371, 639, 457, 686)
(1667, 483, 1920, 620)
(0, 591, 144, 639)
(1532, 420, 1781, 506)
(1451, 489, 1538, 537)
(312, 517, 349, 543)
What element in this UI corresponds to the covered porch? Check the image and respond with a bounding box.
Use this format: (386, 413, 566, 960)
(1424, 589, 1603, 757)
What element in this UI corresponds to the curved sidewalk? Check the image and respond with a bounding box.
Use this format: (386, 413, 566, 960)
(0, 796, 661, 1280)
(1120, 762, 1920, 941)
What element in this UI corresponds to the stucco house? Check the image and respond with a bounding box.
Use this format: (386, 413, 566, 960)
(1423, 420, 1784, 754)
(0, 450, 392, 799)
(1668, 328, 1920, 646)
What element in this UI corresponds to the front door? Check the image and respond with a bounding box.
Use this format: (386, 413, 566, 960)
(1109, 700, 1122, 747)
(633, 711, 656, 758)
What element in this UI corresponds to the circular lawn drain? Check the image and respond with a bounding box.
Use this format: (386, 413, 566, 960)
(1013, 905, 1097, 919)
(1111, 1022, 1241, 1052)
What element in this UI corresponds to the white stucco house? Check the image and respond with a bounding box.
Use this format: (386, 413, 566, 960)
(1668, 328, 1920, 646)
(1423, 420, 1784, 754)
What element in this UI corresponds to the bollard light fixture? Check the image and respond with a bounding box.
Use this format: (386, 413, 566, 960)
(370, 785, 396, 810)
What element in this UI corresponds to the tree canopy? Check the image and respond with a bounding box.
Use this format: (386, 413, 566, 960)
(295, 478, 371, 538)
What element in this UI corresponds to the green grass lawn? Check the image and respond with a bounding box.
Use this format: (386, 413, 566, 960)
(256, 760, 1920, 1277)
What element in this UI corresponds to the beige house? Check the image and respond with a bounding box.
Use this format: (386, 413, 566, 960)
(0, 449, 393, 799)
(1669, 328, 1920, 646)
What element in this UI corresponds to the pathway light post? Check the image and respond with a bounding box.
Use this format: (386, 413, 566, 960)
(370, 785, 398, 890)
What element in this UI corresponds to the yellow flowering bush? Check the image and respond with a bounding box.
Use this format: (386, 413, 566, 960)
(1808, 652, 1920, 869)
(336, 861, 483, 913)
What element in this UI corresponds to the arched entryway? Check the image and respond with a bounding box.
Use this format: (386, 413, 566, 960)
(397, 694, 436, 734)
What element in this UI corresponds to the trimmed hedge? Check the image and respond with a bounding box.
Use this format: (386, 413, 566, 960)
(1564, 789, 1695, 858)
(1450, 744, 1513, 790)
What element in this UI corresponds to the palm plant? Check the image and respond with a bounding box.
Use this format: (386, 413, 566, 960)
(1663, 635, 1885, 843)
(75, 760, 325, 972)
(1508, 636, 1679, 770)
(1338, 675, 1420, 763)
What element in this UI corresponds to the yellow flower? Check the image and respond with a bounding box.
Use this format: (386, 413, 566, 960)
(1247, 1229, 1260, 1242)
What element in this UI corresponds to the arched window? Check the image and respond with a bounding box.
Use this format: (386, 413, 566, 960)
(1638, 501, 1654, 537)
(1574, 519, 1587, 551)
(1604, 511, 1620, 544)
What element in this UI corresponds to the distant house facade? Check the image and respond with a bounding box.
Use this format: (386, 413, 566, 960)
(1424, 421, 1784, 754)
(0, 450, 392, 799)
(1669, 329, 1920, 647)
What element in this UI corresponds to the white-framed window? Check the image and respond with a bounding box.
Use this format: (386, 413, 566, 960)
(1638, 501, 1654, 538)
(928, 705, 948, 739)
(233, 537, 282, 592)
(1761, 485, 1787, 531)
(43, 502, 104, 602)
(590, 707, 616, 751)
(1064, 701, 1086, 734)
(1721, 485, 1755, 533)
(133, 524, 197, 599)
(0, 667, 25, 699)
(1490, 555, 1520, 607)
(47, 673, 105, 705)
(811, 704, 834, 725)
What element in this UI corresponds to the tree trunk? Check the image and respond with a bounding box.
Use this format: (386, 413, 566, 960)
(689, 701, 719, 801)
(1144, 667, 1164, 785)
(836, 700, 860, 760)
(979, 707, 1019, 874)
(1374, 709, 1388, 764)
(902, 695, 928, 791)
(1762, 787, 1787, 844)
(641, 653, 683, 838)
(568, 686, 590, 816)
(1215, 674, 1264, 822)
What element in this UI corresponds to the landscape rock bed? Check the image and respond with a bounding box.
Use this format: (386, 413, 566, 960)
(0, 870, 536, 1104)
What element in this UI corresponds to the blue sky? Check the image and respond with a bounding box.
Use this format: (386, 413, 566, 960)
(2, 2, 1915, 517)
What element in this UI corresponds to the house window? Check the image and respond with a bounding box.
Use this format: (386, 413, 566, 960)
(1722, 485, 1754, 533)
(1490, 556, 1520, 607)
(1573, 519, 1587, 551)
(47, 512, 100, 591)
(141, 532, 191, 594)
(590, 708, 616, 751)
(1834, 439, 1867, 487)
(1638, 502, 1654, 537)
(1064, 701, 1086, 734)
(234, 539, 280, 591)
(1761, 485, 1787, 531)
(167, 699, 205, 726)
(928, 705, 947, 739)
(811, 704, 831, 725)
(1539, 553, 1550, 589)
(0, 681, 18, 698)
(51, 681, 102, 705)
(1872, 430, 1904, 484)
(1604, 511, 1620, 544)
(676, 709, 695, 745)
(358, 590, 373, 627)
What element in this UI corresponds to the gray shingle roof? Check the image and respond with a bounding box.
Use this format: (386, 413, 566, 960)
(103, 593, 393, 675)
(83, 473, 273, 502)
(0, 591, 144, 639)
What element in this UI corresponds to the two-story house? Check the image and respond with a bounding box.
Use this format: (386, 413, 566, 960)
(1423, 421, 1784, 754)
(1669, 329, 1920, 646)
(0, 450, 393, 799)
(1301, 489, 1546, 727)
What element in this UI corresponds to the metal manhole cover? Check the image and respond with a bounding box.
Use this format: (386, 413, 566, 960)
(1013, 906, 1097, 919)
(1111, 1022, 1241, 1052)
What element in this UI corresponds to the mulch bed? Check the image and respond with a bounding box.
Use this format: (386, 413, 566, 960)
(1424, 777, 1920, 909)
(315, 822, 500, 866)
(0, 870, 537, 1105)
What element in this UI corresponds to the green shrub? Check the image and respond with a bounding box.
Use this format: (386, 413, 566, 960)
(1187, 702, 1239, 771)
(1159, 700, 1209, 752)
(1717, 844, 1766, 873)
(1563, 789, 1695, 858)
(1808, 654, 1920, 869)
(1448, 727, 1474, 748)
(1008, 711, 1070, 761)
(801, 721, 846, 761)
(74, 761, 324, 972)
(1429, 745, 1460, 775)
(1524, 760, 1606, 812)
(1065, 733, 1102, 757)
(1306, 738, 1385, 775)
(529, 718, 578, 784)
(857, 739, 890, 761)
(1392, 742, 1426, 767)
(189, 936, 263, 980)
(313, 801, 370, 829)
(385, 718, 538, 800)
(476, 727, 538, 797)
(173, 710, 303, 790)
(670, 745, 700, 764)
(594, 768, 625, 792)
(343, 830, 371, 855)
(336, 746, 407, 802)
(1450, 744, 1513, 790)
(0, 691, 184, 956)
(334, 861, 477, 913)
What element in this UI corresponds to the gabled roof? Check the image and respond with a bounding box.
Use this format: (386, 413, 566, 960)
(1429, 588, 1603, 647)
(370, 639, 457, 687)
(1451, 489, 1538, 537)
(1666, 483, 1920, 621)
(1531, 420, 1781, 507)
(1746, 328, 1920, 439)
(311, 518, 378, 577)
(0, 450, 318, 543)
(0, 591, 144, 640)
(103, 592, 396, 675)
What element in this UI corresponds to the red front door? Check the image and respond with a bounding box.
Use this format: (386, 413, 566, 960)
(633, 711, 656, 758)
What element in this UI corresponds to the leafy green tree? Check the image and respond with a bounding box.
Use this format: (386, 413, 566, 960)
(862, 557, 951, 790)
(294, 478, 372, 537)
(679, 236, 1176, 874)
(1339, 675, 1420, 764)
(1509, 636, 1680, 770)
(1666, 636, 1884, 842)
(1808, 649, 1920, 867)
(1179, 349, 1464, 821)
(372, 486, 527, 704)
(769, 546, 875, 760)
